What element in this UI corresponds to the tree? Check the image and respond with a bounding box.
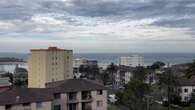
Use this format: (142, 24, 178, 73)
(79, 64, 100, 80)
(185, 60, 195, 79)
(133, 66, 147, 81)
(100, 71, 111, 85)
(106, 63, 118, 90)
(158, 67, 180, 106)
(117, 79, 151, 110)
(150, 61, 165, 70)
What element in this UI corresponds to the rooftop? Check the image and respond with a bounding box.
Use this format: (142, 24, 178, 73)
(177, 76, 195, 86)
(0, 87, 53, 105)
(46, 79, 108, 93)
(30, 47, 72, 52)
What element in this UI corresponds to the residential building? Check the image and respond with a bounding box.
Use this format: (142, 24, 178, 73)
(113, 66, 133, 89)
(0, 77, 11, 93)
(73, 58, 98, 78)
(120, 54, 144, 67)
(13, 66, 28, 84)
(28, 47, 73, 88)
(73, 58, 98, 68)
(0, 79, 108, 110)
(177, 77, 195, 102)
(0, 88, 53, 110)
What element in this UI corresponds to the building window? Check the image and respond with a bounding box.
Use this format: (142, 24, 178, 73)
(54, 105, 61, 110)
(184, 96, 189, 101)
(97, 90, 103, 95)
(82, 91, 91, 100)
(36, 102, 43, 108)
(54, 93, 61, 99)
(96, 101, 103, 107)
(193, 89, 195, 93)
(68, 103, 77, 110)
(184, 88, 188, 93)
(68, 92, 77, 101)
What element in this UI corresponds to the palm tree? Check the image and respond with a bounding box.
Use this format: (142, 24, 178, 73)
(106, 63, 118, 90)
(186, 60, 195, 79)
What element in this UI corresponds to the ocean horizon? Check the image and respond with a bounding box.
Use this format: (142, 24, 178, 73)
(0, 52, 195, 66)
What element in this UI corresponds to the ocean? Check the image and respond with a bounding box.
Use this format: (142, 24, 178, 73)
(0, 52, 195, 72)
(0, 52, 195, 65)
(75, 53, 195, 65)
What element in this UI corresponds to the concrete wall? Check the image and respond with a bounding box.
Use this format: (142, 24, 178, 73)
(0, 101, 52, 110)
(54, 90, 107, 110)
(91, 90, 107, 110)
(0, 106, 5, 110)
(31, 101, 52, 110)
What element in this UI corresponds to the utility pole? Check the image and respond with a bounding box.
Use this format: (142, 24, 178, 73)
(167, 63, 171, 110)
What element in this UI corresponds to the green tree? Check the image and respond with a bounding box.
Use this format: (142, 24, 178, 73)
(100, 71, 111, 85)
(149, 61, 165, 70)
(133, 66, 147, 81)
(185, 60, 195, 79)
(158, 67, 180, 106)
(79, 64, 100, 80)
(117, 79, 151, 110)
(106, 63, 118, 90)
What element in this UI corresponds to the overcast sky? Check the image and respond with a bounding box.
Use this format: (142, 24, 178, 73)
(0, 0, 195, 53)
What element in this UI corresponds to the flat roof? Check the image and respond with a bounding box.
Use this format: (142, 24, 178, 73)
(31, 47, 72, 52)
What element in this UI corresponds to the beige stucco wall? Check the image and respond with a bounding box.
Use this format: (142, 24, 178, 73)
(0, 101, 52, 110)
(0, 106, 5, 110)
(28, 49, 73, 88)
(55, 90, 107, 110)
(91, 90, 107, 110)
(31, 101, 52, 110)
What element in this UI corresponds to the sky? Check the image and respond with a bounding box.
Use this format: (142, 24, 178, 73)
(0, 0, 195, 53)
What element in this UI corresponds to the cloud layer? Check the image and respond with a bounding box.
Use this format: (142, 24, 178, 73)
(0, 0, 195, 53)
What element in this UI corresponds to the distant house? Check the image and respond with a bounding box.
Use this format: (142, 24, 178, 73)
(73, 58, 98, 78)
(0, 77, 11, 93)
(120, 55, 144, 67)
(113, 65, 133, 89)
(177, 77, 195, 102)
(0, 79, 108, 110)
(13, 67, 28, 84)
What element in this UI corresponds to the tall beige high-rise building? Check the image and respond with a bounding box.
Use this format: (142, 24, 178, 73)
(28, 47, 73, 88)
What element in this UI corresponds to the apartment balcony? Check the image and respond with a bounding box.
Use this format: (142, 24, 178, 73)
(81, 92, 92, 102)
(67, 92, 79, 104)
(67, 99, 79, 104)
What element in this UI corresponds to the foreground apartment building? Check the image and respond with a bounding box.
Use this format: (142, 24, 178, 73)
(28, 47, 73, 88)
(0, 79, 108, 110)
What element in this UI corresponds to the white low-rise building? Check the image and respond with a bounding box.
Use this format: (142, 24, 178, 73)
(113, 66, 133, 89)
(73, 58, 98, 68)
(120, 54, 144, 67)
(178, 78, 195, 102)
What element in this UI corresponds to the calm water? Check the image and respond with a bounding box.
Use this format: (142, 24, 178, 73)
(0, 52, 195, 68)
(74, 53, 195, 65)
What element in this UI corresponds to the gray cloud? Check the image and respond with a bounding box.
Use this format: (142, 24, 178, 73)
(0, 0, 195, 52)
